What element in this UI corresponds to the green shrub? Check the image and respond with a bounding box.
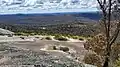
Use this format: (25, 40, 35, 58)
(30, 33, 35, 36)
(54, 36, 68, 41)
(52, 46, 57, 50)
(72, 36, 79, 39)
(35, 37, 39, 39)
(79, 37, 84, 41)
(83, 53, 102, 67)
(20, 37, 25, 39)
(66, 35, 72, 38)
(115, 58, 120, 67)
(45, 37, 52, 40)
(59, 46, 69, 52)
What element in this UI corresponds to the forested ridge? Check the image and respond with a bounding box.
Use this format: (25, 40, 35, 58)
(0, 22, 99, 37)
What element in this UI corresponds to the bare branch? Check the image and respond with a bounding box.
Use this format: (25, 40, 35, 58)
(97, 0, 108, 36)
(107, 0, 112, 41)
(109, 22, 120, 46)
(103, 0, 106, 5)
(105, 0, 116, 10)
(97, 0, 104, 10)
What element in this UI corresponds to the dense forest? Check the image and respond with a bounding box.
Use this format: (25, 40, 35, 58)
(0, 22, 99, 37)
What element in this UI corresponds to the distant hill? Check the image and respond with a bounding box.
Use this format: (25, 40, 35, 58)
(0, 12, 101, 25)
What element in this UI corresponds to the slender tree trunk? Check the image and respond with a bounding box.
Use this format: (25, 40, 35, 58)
(103, 0, 112, 66)
(96, 0, 120, 66)
(103, 57, 109, 67)
(103, 49, 111, 67)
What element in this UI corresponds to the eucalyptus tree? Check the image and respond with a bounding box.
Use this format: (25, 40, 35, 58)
(96, 0, 120, 67)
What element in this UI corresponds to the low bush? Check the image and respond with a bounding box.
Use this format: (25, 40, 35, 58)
(54, 35, 68, 41)
(79, 38, 84, 41)
(52, 46, 57, 50)
(59, 46, 69, 52)
(20, 37, 25, 39)
(45, 37, 52, 40)
(35, 37, 39, 39)
(72, 36, 79, 39)
(83, 53, 102, 67)
(115, 58, 120, 67)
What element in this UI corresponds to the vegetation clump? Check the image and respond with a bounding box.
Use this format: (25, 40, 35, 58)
(79, 37, 84, 41)
(83, 53, 102, 67)
(46, 45, 69, 52)
(35, 37, 39, 39)
(59, 46, 69, 52)
(45, 37, 52, 40)
(20, 37, 25, 39)
(115, 58, 120, 67)
(84, 34, 120, 67)
(52, 46, 57, 50)
(54, 35, 68, 41)
(72, 36, 79, 39)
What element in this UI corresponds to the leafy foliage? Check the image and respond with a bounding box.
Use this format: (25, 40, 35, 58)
(83, 53, 102, 67)
(54, 35, 68, 41)
(0, 22, 99, 37)
(115, 58, 120, 67)
(84, 33, 120, 67)
(52, 46, 57, 50)
(79, 37, 85, 41)
(59, 46, 69, 52)
(84, 34, 106, 56)
(45, 37, 52, 40)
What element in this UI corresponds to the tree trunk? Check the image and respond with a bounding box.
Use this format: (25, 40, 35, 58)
(103, 57, 109, 67)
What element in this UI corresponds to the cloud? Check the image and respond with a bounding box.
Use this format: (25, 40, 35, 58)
(0, 0, 98, 14)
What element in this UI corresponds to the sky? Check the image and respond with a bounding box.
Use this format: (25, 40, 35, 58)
(0, 0, 99, 14)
